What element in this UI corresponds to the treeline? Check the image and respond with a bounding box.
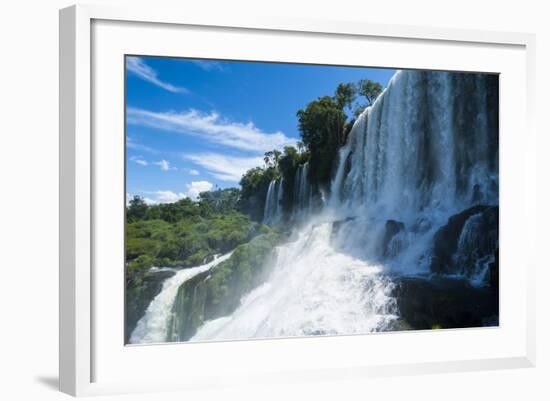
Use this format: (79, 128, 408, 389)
(239, 79, 383, 221)
(127, 187, 241, 224)
(126, 188, 259, 272)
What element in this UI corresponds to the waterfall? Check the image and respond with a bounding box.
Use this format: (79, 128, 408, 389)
(263, 180, 277, 223)
(332, 70, 498, 215)
(191, 223, 397, 341)
(129, 253, 232, 344)
(329, 70, 498, 278)
(292, 162, 312, 220)
(277, 177, 284, 217)
(263, 178, 284, 224)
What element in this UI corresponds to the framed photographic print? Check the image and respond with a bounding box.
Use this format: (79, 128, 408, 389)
(59, 4, 536, 397)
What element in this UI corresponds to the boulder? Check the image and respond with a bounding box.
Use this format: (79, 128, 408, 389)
(392, 276, 498, 330)
(330, 216, 356, 239)
(430, 205, 498, 275)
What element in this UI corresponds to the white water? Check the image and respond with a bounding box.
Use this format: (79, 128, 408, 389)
(327, 70, 498, 277)
(263, 178, 284, 224)
(334, 71, 497, 217)
(291, 162, 313, 221)
(192, 222, 397, 341)
(129, 253, 232, 344)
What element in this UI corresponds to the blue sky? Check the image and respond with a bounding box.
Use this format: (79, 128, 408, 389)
(126, 56, 395, 204)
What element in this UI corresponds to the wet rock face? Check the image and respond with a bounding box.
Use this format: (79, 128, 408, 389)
(330, 217, 356, 240)
(392, 276, 498, 330)
(430, 205, 498, 277)
(382, 220, 405, 257)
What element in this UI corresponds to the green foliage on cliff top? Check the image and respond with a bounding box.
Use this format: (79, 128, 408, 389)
(167, 226, 282, 340)
(297, 96, 347, 187)
(237, 78, 383, 222)
(126, 188, 261, 273)
(204, 228, 280, 317)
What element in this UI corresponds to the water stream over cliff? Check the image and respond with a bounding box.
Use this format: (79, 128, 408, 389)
(130, 253, 232, 344)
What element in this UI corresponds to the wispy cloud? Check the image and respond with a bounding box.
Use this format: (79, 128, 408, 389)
(185, 153, 263, 182)
(127, 108, 295, 153)
(126, 57, 188, 93)
(190, 60, 226, 72)
(184, 168, 200, 176)
(153, 159, 176, 171)
(126, 137, 160, 154)
(130, 156, 148, 166)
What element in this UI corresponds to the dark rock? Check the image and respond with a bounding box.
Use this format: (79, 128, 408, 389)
(392, 276, 498, 330)
(385, 319, 414, 332)
(331, 216, 356, 239)
(430, 205, 498, 275)
(488, 248, 499, 295)
(382, 220, 405, 257)
(196, 254, 215, 266)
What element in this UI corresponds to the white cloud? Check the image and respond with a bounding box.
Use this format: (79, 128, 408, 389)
(185, 181, 214, 200)
(127, 108, 295, 153)
(135, 181, 213, 204)
(153, 159, 176, 171)
(185, 153, 263, 182)
(185, 168, 200, 176)
(126, 57, 188, 93)
(140, 190, 186, 204)
(130, 156, 148, 166)
(156, 190, 186, 203)
(189, 60, 226, 72)
(143, 198, 159, 205)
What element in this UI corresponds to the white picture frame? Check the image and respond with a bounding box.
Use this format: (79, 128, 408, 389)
(59, 3, 536, 397)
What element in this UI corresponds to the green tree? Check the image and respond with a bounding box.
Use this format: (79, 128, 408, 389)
(239, 166, 277, 221)
(334, 82, 357, 111)
(352, 79, 383, 118)
(198, 188, 241, 214)
(127, 195, 148, 222)
(358, 79, 382, 106)
(297, 96, 347, 187)
(263, 149, 282, 169)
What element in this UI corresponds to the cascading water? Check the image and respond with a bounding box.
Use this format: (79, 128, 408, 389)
(277, 177, 284, 217)
(333, 71, 497, 216)
(191, 222, 397, 341)
(129, 253, 232, 344)
(291, 162, 313, 220)
(131, 70, 499, 343)
(329, 70, 498, 279)
(263, 178, 284, 224)
(263, 180, 277, 223)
